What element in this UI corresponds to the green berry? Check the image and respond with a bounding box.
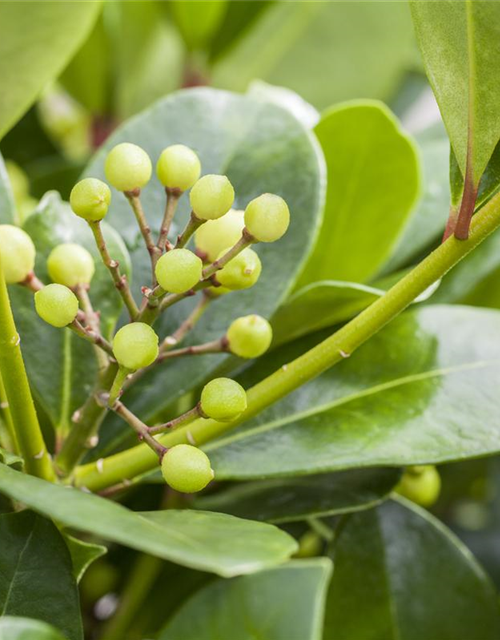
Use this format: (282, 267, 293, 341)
(155, 248, 202, 294)
(215, 247, 262, 290)
(161, 444, 214, 493)
(244, 193, 290, 242)
(190, 174, 235, 220)
(195, 209, 245, 262)
(70, 178, 111, 222)
(105, 142, 152, 192)
(156, 144, 201, 191)
(200, 377, 247, 422)
(227, 315, 273, 359)
(0, 224, 36, 284)
(47, 243, 95, 288)
(396, 465, 441, 507)
(112, 323, 159, 371)
(34, 284, 79, 328)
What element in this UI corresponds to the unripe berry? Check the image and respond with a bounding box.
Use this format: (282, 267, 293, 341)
(215, 247, 261, 290)
(396, 465, 441, 507)
(161, 444, 214, 493)
(105, 143, 152, 192)
(195, 209, 245, 262)
(244, 193, 290, 242)
(155, 249, 202, 294)
(112, 323, 159, 371)
(34, 284, 79, 328)
(47, 243, 95, 288)
(0, 225, 36, 283)
(200, 377, 247, 422)
(227, 315, 273, 359)
(156, 145, 201, 191)
(190, 175, 235, 220)
(70, 178, 111, 221)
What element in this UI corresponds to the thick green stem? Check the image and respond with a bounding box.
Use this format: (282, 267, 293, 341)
(0, 372, 19, 453)
(74, 190, 500, 492)
(0, 264, 54, 480)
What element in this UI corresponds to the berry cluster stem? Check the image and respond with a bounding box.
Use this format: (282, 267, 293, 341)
(74, 285, 109, 372)
(158, 337, 227, 361)
(157, 188, 181, 252)
(148, 404, 201, 435)
(69, 319, 114, 358)
(202, 230, 254, 279)
(125, 190, 162, 281)
(176, 211, 204, 248)
(112, 400, 167, 458)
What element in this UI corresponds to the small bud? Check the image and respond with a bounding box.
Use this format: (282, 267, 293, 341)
(70, 178, 111, 222)
(244, 193, 290, 242)
(156, 145, 201, 191)
(0, 224, 36, 283)
(215, 247, 261, 290)
(161, 444, 214, 493)
(35, 284, 79, 328)
(155, 249, 202, 294)
(195, 209, 245, 262)
(227, 315, 273, 359)
(47, 243, 95, 288)
(190, 174, 235, 220)
(105, 142, 152, 192)
(200, 377, 247, 422)
(112, 323, 159, 371)
(396, 465, 441, 507)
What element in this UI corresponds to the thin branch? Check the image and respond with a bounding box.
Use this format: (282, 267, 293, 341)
(75, 285, 109, 371)
(175, 211, 204, 249)
(69, 319, 114, 358)
(161, 295, 211, 350)
(158, 337, 227, 361)
(157, 188, 181, 252)
(20, 271, 44, 293)
(111, 400, 167, 458)
(202, 229, 254, 279)
(125, 189, 162, 282)
(148, 404, 202, 435)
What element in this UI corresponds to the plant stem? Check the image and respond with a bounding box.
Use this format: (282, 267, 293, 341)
(108, 366, 130, 407)
(0, 265, 54, 480)
(20, 271, 44, 292)
(125, 190, 162, 282)
(112, 401, 167, 457)
(148, 404, 202, 435)
(0, 372, 19, 453)
(176, 211, 204, 248)
(164, 294, 211, 348)
(201, 230, 254, 279)
(74, 190, 500, 492)
(158, 338, 227, 361)
(157, 188, 181, 252)
(74, 285, 109, 372)
(69, 319, 114, 358)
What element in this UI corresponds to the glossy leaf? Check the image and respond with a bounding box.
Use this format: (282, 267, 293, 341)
(324, 498, 500, 640)
(0, 617, 67, 640)
(159, 559, 332, 640)
(62, 534, 107, 583)
(0, 152, 15, 224)
(298, 101, 421, 286)
(411, 1, 500, 185)
(0, 464, 297, 577)
(195, 468, 401, 523)
(206, 306, 500, 478)
(0, 2, 101, 138)
(0, 510, 82, 640)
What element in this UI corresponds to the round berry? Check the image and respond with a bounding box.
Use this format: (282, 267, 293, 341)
(195, 209, 245, 262)
(396, 465, 441, 507)
(105, 142, 152, 192)
(215, 247, 261, 290)
(34, 284, 79, 328)
(112, 322, 159, 371)
(155, 249, 202, 294)
(227, 315, 273, 359)
(0, 225, 36, 284)
(190, 175, 235, 220)
(156, 145, 201, 191)
(200, 377, 247, 422)
(244, 194, 290, 242)
(70, 178, 111, 221)
(47, 243, 95, 288)
(161, 444, 214, 493)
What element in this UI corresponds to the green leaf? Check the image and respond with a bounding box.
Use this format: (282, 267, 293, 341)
(170, 1, 227, 51)
(0, 447, 22, 471)
(0, 510, 82, 640)
(298, 101, 421, 286)
(0, 2, 101, 139)
(0, 464, 297, 577)
(62, 534, 107, 584)
(195, 468, 401, 523)
(159, 559, 332, 640)
(0, 617, 67, 640)
(206, 305, 500, 478)
(324, 498, 500, 640)
(411, 1, 500, 185)
(450, 142, 500, 211)
(0, 152, 15, 224)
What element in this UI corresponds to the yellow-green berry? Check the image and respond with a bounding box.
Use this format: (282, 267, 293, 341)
(161, 444, 214, 493)
(200, 377, 247, 422)
(156, 144, 201, 191)
(195, 209, 245, 262)
(190, 174, 235, 220)
(215, 247, 261, 290)
(0, 224, 36, 284)
(47, 243, 95, 288)
(396, 465, 441, 507)
(227, 315, 273, 359)
(244, 193, 290, 242)
(112, 322, 159, 371)
(155, 249, 202, 294)
(105, 142, 152, 192)
(34, 284, 79, 328)
(70, 178, 111, 222)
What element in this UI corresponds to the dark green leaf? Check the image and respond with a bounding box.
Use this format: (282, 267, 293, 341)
(62, 534, 107, 583)
(0, 617, 67, 640)
(324, 498, 500, 640)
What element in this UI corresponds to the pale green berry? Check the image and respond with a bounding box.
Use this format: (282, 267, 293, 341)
(105, 142, 152, 192)
(0, 224, 36, 283)
(112, 323, 159, 371)
(70, 178, 111, 221)
(156, 144, 201, 191)
(396, 465, 441, 507)
(155, 249, 202, 294)
(244, 193, 290, 242)
(215, 247, 262, 290)
(161, 444, 214, 493)
(195, 209, 245, 262)
(227, 315, 273, 359)
(200, 377, 247, 422)
(34, 284, 79, 328)
(47, 243, 95, 288)
(190, 174, 235, 220)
